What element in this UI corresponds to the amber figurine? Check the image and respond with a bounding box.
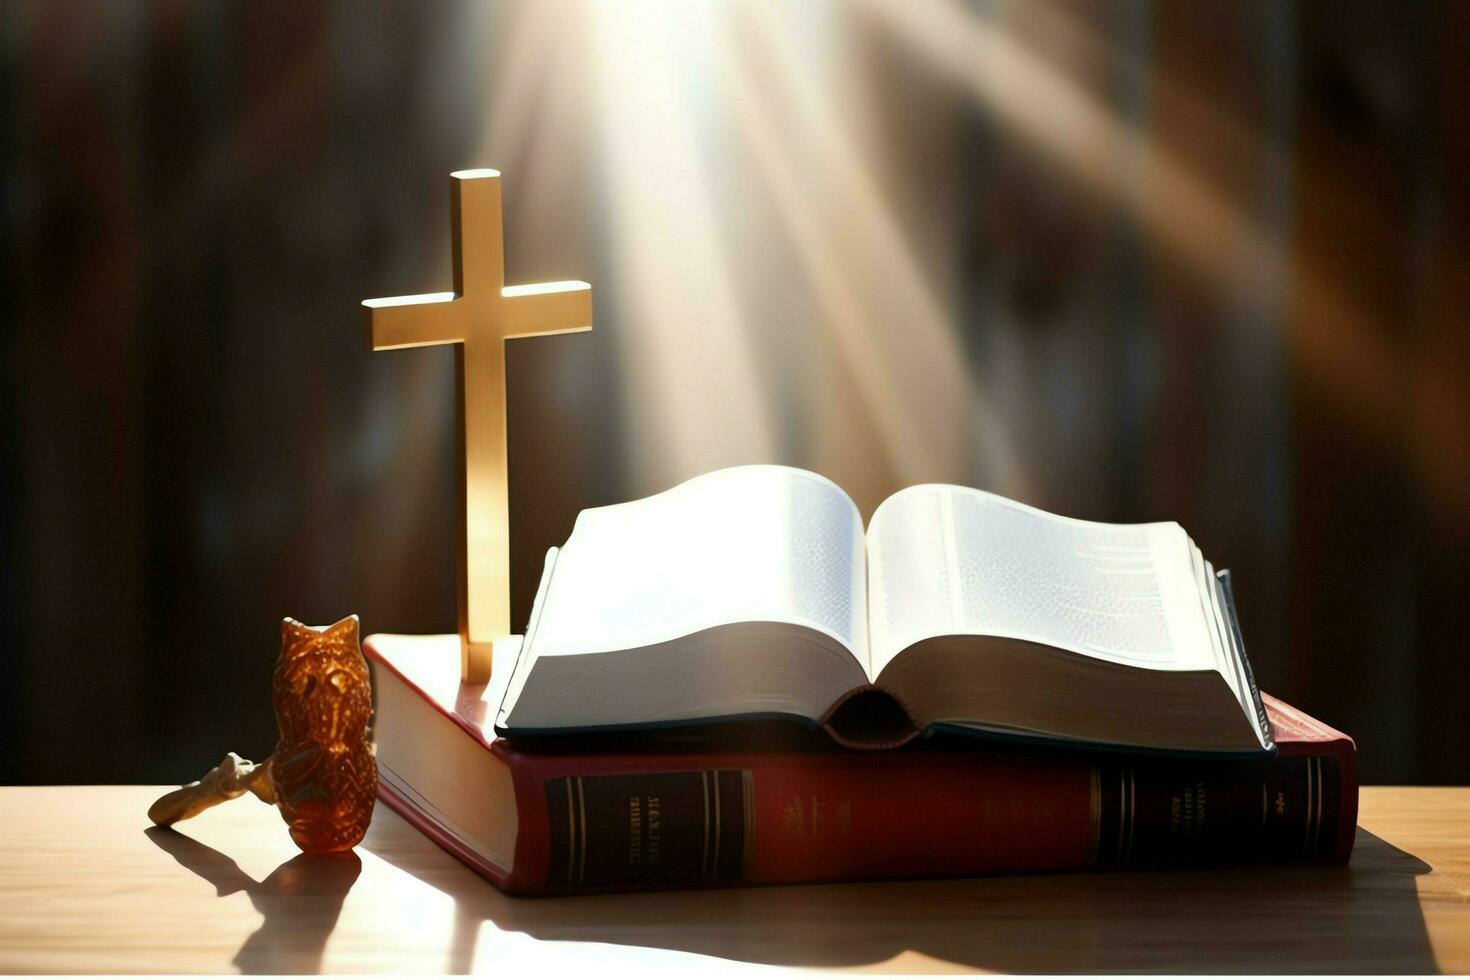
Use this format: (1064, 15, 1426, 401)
(148, 616, 378, 854)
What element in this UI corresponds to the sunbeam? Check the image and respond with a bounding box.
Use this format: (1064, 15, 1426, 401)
(861, 0, 1470, 525)
(587, 0, 779, 486)
(731, 1, 1029, 500)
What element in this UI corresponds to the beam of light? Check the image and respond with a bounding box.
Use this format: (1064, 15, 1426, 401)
(480, 0, 780, 490)
(862, 0, 1470, 526)
(860, 0, 1256, 288)
(727, 1, 1029, 503)
(479, 0, 595, 260)
(584, 0, 778, 489)
(473, 0, 1031, 509)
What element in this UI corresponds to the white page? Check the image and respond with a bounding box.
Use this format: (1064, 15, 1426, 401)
(866, 486, 955, 676)
(1187, 541, 1231, 680)
(868, 485, 1216, 674)
(1202, 556, 1253, 714)
(523, 465, 868, 666)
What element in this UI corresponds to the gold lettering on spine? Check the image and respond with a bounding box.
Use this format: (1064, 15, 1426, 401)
(628, 795, 642, 866)
(646, 796, 661, 865)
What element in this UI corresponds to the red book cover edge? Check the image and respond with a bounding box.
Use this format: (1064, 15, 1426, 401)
(366, 637, 1361, 885)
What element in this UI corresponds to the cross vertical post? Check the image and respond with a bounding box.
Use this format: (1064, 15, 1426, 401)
(363, 169, 592, 684)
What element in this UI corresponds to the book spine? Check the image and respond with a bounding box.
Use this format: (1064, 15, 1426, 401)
(507, 747, 1353, 894)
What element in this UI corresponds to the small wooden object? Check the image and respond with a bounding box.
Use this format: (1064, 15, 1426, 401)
(148, 616, 377, 854)
(363, 169, 594, 684)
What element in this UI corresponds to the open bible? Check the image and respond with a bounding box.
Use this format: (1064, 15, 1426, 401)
(497, 466, 1274, 756)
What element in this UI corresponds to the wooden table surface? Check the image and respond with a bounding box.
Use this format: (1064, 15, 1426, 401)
(1, 786, 1467, 974)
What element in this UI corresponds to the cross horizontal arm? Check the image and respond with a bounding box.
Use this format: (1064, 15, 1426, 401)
(501, 280, 593, 339)
(363, 292, 463, 350)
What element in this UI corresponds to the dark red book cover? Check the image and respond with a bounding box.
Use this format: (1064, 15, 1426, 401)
(368, 634, 1357, 896)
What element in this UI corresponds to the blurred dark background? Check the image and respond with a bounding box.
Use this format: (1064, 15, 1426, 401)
(3, 0, 1466, 785)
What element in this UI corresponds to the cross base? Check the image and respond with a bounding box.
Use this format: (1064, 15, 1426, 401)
(461, 639, 503, 687)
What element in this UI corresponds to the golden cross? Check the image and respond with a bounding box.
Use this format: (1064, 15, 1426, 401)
(363, 169, 592, 684)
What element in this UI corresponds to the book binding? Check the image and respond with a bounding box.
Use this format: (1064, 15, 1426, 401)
(368, 635, 1358, 896)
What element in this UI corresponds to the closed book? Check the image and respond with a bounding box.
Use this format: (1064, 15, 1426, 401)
(368, 633, 1357, 897)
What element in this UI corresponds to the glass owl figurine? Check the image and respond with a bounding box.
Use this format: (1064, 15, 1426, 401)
(148, 615, 378, 854)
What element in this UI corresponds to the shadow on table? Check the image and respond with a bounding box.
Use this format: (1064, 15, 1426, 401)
(145, 827, 361, 975)
(366, 826, 1439, 973)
